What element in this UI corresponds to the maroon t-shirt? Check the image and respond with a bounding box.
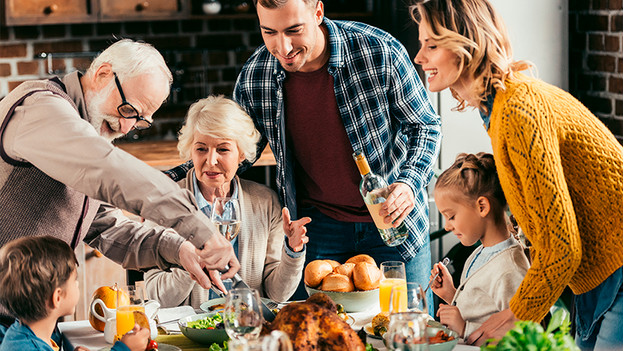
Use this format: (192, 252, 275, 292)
(283, 63, 372, 223)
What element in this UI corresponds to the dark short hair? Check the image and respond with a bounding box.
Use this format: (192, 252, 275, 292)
(253, 0, 318, 9)
(0, 236, 77, 322)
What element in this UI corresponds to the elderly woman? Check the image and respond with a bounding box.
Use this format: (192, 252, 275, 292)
(144, 96, 310, 308)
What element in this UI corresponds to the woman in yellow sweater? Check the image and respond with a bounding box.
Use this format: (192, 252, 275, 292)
(411, 0, 623, 349)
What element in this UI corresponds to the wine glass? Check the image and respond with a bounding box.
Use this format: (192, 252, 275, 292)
(225, 288, 263, 341)
(211, 197, 242, 241)
(390, 282, 428, 315)
(379, 261, 407, 313)
(385, 311, 429, 351)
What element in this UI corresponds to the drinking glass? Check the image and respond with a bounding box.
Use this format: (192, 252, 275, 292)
(384, 312, 429, 351)
(379, 261, 407, 313)
(211, 197, 242, 241)
(229, 330, 293, 351)
(225, 288, 263, 341)
(115, 285, 149, 341)
(390, 283, 428, 315)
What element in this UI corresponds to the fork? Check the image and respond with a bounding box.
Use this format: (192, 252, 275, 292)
(425, 257, 451, 293)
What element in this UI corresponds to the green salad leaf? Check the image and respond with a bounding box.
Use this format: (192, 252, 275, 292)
(481, 307, 579, 351)
(186, 314, 224, 329)
(208, 341, 228, 351)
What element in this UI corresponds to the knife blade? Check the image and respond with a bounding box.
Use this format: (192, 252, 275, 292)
(231, 273, 276, 322)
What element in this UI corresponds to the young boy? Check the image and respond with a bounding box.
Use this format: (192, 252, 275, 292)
(0, 236, 150, 351)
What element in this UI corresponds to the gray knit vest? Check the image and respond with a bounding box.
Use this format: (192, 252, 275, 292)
(0, 78, 99, 251)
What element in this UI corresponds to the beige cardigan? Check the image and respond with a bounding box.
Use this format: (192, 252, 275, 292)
(144, 171, 305, 308)
(451, 243, 530, 338)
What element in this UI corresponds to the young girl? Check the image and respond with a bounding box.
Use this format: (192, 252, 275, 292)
(430, 152, 529, 340)
(411, 0, 622, 347)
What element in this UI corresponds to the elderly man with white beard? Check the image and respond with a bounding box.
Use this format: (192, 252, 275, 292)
(0, 39, 239, 337)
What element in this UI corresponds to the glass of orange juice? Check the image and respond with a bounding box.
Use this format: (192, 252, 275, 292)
(379, 261, 407, 313)
(115, 285, 148, 341)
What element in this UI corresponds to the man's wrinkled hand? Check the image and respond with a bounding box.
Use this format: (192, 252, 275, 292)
(196, 234, 240, 280)
(381, 182, 415, 226)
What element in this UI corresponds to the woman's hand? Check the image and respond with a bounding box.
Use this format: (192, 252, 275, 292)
(430, 261, 455, 303)
(282, 207, 311, 252)
(119, 325, 150, 351)
(437, 304, 466, 337)
(465, 308, 518, 346)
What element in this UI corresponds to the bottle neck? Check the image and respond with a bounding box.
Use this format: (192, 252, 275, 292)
(353, 152, 371, 176)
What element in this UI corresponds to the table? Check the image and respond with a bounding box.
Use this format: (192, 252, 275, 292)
(59, 307, 479, 351)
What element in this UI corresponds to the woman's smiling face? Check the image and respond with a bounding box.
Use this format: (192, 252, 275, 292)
(414, 22, 463, 94)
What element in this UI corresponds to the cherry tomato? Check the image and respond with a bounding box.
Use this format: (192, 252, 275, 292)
(146, 339, 158, 350)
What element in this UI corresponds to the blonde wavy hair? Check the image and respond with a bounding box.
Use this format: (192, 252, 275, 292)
(410, 0, 532, 112)
(177, 96, 261, 162)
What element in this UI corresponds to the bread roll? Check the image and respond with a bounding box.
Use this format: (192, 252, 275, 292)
(333, 262, 355, 279)
(345, 254, 376, 267)
(324, 259, 341, 269)
(353, 262, 381, 290)
(304, 260, 333, 288)
(321, 273, 355, 292)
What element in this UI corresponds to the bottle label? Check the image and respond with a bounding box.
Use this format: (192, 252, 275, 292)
(366, 202, 393, 230)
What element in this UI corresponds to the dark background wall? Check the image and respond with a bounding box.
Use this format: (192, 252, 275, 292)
(0, 0, 621, 142)
(569, 0, 622, 143)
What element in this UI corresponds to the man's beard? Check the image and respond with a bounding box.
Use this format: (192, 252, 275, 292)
(86, 88, 124, 142)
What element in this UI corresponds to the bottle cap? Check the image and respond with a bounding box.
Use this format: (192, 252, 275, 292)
(353, 151, 371, 175)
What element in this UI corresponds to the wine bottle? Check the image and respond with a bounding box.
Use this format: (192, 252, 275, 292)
(353, 151, 408, 247)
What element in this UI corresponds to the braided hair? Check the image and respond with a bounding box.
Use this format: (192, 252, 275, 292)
(436, 152, 507, 225)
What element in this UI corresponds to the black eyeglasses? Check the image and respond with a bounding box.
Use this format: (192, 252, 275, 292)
(113, 72, 152, 130)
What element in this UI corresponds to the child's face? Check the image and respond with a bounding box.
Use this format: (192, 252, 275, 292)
(60, 269, 80, 316)
(434, 188, 487, 246)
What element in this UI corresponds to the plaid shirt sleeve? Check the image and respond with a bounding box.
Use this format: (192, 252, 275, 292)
(386, 37, 441, 194)
(163, 160, 193, 181)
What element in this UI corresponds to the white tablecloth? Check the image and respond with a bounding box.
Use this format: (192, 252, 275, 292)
(59, 307, 479, 351)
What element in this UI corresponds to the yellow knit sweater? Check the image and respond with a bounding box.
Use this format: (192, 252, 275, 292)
(488, 74, 623, 322)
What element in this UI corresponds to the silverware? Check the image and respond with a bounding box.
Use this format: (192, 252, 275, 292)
(425, 257, 450, 293)
(231, 273, 276, 322)
(264, 300, 279, 310)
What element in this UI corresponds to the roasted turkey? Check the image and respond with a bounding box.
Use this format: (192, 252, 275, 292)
(268, 293, 365, 351)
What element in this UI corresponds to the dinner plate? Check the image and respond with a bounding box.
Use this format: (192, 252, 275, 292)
(199, 296, 275, 313)
(98, 343, 181, 351)
(364, 320, 460, 351)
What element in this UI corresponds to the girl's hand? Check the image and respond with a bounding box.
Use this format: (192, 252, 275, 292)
(437, 304, 466, 337)
(429, 261, 455, 303)
(282, 207, 311, 252)
(120, 325, 150, 351)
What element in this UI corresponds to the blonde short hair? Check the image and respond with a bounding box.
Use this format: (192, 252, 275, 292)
(411, 0, 531, 112)
(177, 96, 261, 162)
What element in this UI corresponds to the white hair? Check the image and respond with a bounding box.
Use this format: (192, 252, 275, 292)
(177, 96, 261, 162)
(86, 39, 172, 89)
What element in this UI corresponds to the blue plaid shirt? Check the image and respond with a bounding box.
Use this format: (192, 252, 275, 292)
(233, 18, 440, 260)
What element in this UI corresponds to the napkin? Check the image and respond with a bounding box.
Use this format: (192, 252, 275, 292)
(155, 306, 196, 332)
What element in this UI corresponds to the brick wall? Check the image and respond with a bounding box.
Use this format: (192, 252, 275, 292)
(0, 12, 375, 142)
(1, 3, 621, 142)
(569, 0, 623, 143)
(0, 16, 264, 141)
